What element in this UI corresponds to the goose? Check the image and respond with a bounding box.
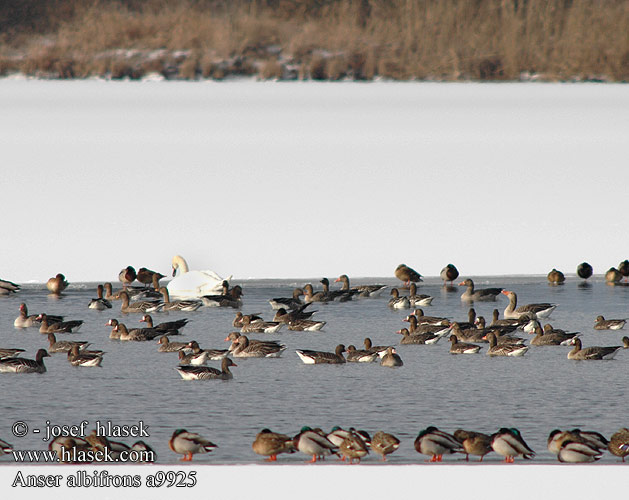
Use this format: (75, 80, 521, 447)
(449, 335, 481, 354)
(380, 347, 404, 367)
(47, 333, 90, 353)
(168, 255, 231, 299)
(363, 338, 392, 358)
(320, 277, 354, 302)
(405, 310, 449, 327)
(67, 345, 103, 367)
(388, 288, 410, 309)
(114, 322, 164, 342)
(335, 274, 387, 298)
(490, 428, 535, 462)
(140, 314, 187, 333)
(187, 340, 229, 361)
(240, 315, 282, 333)
(474, 316, 517, 336)
(296, 344, 346, 364)
(118, 266, 137, 287)
(46, 273, 68, 295)
(88, 284, 113, 310)
(201, 284, 243, 308)
(234, 312, 264, 327)
(231, 335, 286, 358)
(293, 426, 339, 462)
(394, 264, 422, 286)
(608, 428, 629, 462)
(303, 283, 328, 303)
(157, 287, 202, 312)
(414, 427, 463, 462)
(486, 332, 528, 356)
(136, 267, 165, 287)
(224, 332, 284, 352)
(459, 279, 503, 302)
(119, 291, 162, 314)
(169, 429, 217, 460)
(407, 284, 434, 306)
(567, 338, 621, 360)
(0, 348, 25, 360)
(269, 288, 304, 310)
(502, 290, 556, 319)
(37, 314, 83, 334)
(453, 430, 493, 462)
(371, 431, 400, 461)
(530, 324, 579, 346)
(0, 349, 49, 373)
(287, 319, 327, 331)
(157, 336, 188, 352)
(103, 282, 122, 301)
(0, 278, 19, 295)
(176, 358, 236, 380)
(490, 309, 524, 328)
(14, 303, 63, 329)
(252, 429, 296, 461)
(272, 304, 315, 324)
(547, 268, 565, 284)
(345, 345, 379, 363)
(577, 262, 593, 280)
(440, 264, 459, 285)
(397, 328, 441, 345)
(176, 343, 210, 365)
(594, 315, 626, 330)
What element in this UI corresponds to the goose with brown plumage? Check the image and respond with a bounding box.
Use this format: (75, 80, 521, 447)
(594, 315, 626, 330)
(459, 279, 503, 302)
(295, 344, 346, 364)
(335, 274, 387, 298)
(567, 338, 621, 360)
(502, 290, 556, 319)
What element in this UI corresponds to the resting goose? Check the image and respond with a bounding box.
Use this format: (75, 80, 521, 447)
(176, 358, 237, 380)
(0, 349, 49, 373)
(296, 344, 346, 364)
(459, 279, 503, 302)
(567, 338, 621, 360)
(335, 274, 387, 298)
(502, 290, 556, 319)
(380, 347, 404, 367)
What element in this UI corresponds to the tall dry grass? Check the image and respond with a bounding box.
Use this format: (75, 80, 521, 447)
(1, 0, 628, 80)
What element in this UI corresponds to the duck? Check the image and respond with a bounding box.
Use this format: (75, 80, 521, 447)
(490, 428, 535, 462)
(0, 278, 19, 295)
(458, 278, 503, 302)
(547, 429, 607, 457)
(88, 284, 113, 311)
(608, 428, 629, 462)
(169, 429, 217, 460)
(252, 429, 296, 461)
(370, 431, 400, 461)
(339, 430, 370, 464)
(46, 273, 68, 295)
(326, 426, 353, 447)
(136, 267, 165, 287)
(567, 338, 621, 360)
(363, 338, 392, 358)
(454, 430, 493, 462)
(345, 345, 379, 363)
(557, 440, 603, 463)
(547, 268, 566, 284)
(295, 344, 346, 364)
(388, 288, 410, 309)
(118, 266, 137, 287)
(85, 431, 132, 461)
(605, 267, 622, 284)
(0, 349, 49, 373)
(501, 290, 556, 319)
(48, 436, 92, 463)
(335, 274, 387, 298)
(577, 262, 593, 280)
(201, 284, 243, 308)
(168, 255, 231, 299)
(394, 264, 422, 286)
(594, 315, 626, 330)
(119, 291, 162, 314)
(37, 314, 83, 334)
(292, 426, 339, 462)
(157, 287, 202, 312)
(0, 348, 25, 360)
(269, 288, 304, 310)
(440, 264, 459, 285)
(619, 260, 629, 280)
(380, 347, 404, 367)
(486, 332, 528, 356)
(231, 335, 286, 358)
(414, 426, 463, 462)
(140, 314, 188, 333)
(156, 336, 188, 352)
(129, 441, 156, 463)
(449, 335, 481, 354)
(176, 358, 237, 380)
(240, 315, 282, 333)
(67, 345, 103, 367)
(0, 439, 13, 456)
(407, 283, 434, 306)
(530, 324, 579, 346)
(47, 333, 90, 353)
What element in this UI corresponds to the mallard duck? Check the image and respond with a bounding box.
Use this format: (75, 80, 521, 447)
(339, 430, 369, 464)
(118, 266, 137, 287)
(88, 284, 113, 311)
(557, 440, 603, 463)
(547, 429, 606, 457)
(293, 426, 339, 462)
(335, 274, 387, 298)
(380, 347, 403, 367)
(269, 288, 304, 310)
(502, 290, 556, 319)
(176, 358, 237, 380)
(47, 333, 90, 353)
(129, 441, 156, 462)
(46, 273, 68, 295)
(414, 427, 463, 462)
(48, 436, 92, 463)
(449, 335, 481, 354)
(296, 345, 346, 364)
(326, 426, 351, 447)
(490, 428, 535, 462)
(252, 429, 296, 461)
(440, 264, 459, 285)
(136, 267, 165, 287)
(346, 345, 379, 363)
(547, 268, 566, 284)
(453, 430, 493, 461)
(619, 260, 629, 280)
(459, 278, 503, 302)
(567, 338, 621, 360)
(371, 431, 400, 461)
(37, 314, 83, 334)
(0, 349, 49, 373)
(388, 288, 411, 309)
(608, 428, 629, 462)
(605, 267, 622, 284)
(157, 336, 188, 352)
(486, 332, 528, 356)
(231, 335, 286, 358)
(169, 429, 217, 460)
(0, 439, 13, 456)
(394, 264, 422, 286)
(67, 345, 103, 367)
(575, 262, 593, 280)
(594, 315, 626, 330)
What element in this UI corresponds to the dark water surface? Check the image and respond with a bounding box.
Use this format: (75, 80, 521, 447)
(1, 275, 628, 465)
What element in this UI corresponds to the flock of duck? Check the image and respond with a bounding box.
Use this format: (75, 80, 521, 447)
(2, 257, 629, 464)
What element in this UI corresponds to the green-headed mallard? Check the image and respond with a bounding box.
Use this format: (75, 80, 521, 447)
(490, 428, 535, 463)
(169, 429, 217, 461)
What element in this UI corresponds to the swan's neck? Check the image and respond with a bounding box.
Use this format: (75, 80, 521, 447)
(173, 255, 189, 275)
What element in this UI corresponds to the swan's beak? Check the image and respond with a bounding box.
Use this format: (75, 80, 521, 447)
(172, 267, 176, 277)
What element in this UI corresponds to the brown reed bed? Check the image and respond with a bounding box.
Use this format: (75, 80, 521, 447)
(1, 0, 628, 81)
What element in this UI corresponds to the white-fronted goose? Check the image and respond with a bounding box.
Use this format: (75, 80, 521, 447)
(474, 316, 517, 336)
(287, 319, 327, 331)
(233, 311, 264, 327)
(46, 273, 68, 295)
(394, 264, 422, 286)
(0, 349, 49, 373)
(224, 332, 284, 353)
(240, 315, 282, 333)
(594, 315, 626, 330)
(335, 274, 387, 298)
(490, 308, 523, 328)
(67, 345, 103, 367)
(0, 279, 19, 295)
(119, 291, 162, 314)
(0, 348, 25, 360)
(169, 429, 217, 459)
(114, 322, 163, 342)
(388, 288, 410, 309)
(252, 429, 296, 461)
(449, 335, 481, 354)
(530, 325, 579, 346)
(176, 358, 236, 380)
(490, 428, 535, 462)
(201, 284, 243, 308)
(459, 279, 503, 302)
(547, 268, 565, 284)
(187, 340, 228, 361)
(345, 345, 378, 363)
(440, 264, 459, 285)
(37, 314, 83, 334)
(405, 309, 449, 326)
(407, 283, 434, 306)
(567, 338, 621, 360)
(88, 284, 113, 310)
(103, 282, 122, 300)
(47, 333, 90, 353)
(380, 347, 404, 367)
(320, 277, 354, 301)
(363, 337, 392, 358)
(231, 335, 286, 358)
(302, 283, 328, 303)
(157, 336, 188, 352)
(397, 328, 440, 345)
(486, 332, 528, 356)
(295, 344, 346, 364)
(406, 316, 451, 336)
(158, 287, 202, 312)
(272, 304, 315, 323)
(414, 427, 463, 462)
(140, 314, 187, 333)
(14, 303, 41, 328)
(502, 290, 556, 319)
(269, 288, 304, 310)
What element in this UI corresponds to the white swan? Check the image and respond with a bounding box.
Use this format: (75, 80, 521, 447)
(167, 255, 231, 299)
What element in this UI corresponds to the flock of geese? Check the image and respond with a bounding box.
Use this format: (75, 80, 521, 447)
(2, 257, 629, 464)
